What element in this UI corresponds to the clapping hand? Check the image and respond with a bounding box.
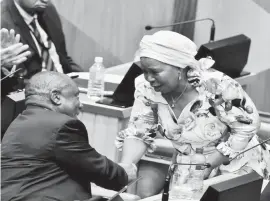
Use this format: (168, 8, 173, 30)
(1, 28, 31, 75)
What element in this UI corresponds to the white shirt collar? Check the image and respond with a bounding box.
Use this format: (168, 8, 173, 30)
(14, 0, 37, 25)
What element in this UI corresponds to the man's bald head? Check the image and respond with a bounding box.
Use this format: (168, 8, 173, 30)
(25, 71, 74, 100)
(25, 71, 82, 117)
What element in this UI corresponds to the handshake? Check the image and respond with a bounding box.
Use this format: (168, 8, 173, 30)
(118, 163, 138, 182)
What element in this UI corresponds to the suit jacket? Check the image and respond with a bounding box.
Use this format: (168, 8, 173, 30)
(1, 105, 128, 201)
(1, 0, 83, 97)
(261, 182, 270, 201)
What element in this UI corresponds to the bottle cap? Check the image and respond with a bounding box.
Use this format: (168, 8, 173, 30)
(94, 57, 103, 63)
(196, 148, 204, 154)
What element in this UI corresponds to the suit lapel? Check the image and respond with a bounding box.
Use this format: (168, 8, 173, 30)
(38, 11, 59, 48)
(7, 0, 39, 54)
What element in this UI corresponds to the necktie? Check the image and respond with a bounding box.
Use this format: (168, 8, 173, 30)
(30, 18, 56, 71)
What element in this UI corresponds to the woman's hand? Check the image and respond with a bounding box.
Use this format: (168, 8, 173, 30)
(203, 167, 214, 179)
(118, 163, 137, 182)
(204, 149, 229, 179)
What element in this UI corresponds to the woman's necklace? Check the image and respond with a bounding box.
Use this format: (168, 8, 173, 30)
(170, 83, 188, 108)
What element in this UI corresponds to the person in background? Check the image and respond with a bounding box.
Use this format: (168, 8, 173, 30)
(1, 28, 31, 71)
(1, 71, 128, 201)
(1, 0, 84, 96)
(1, 28, 31, 98)
(115, 31, 270, 198)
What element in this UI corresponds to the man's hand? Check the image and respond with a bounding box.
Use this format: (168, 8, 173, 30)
(1, 43, 31, 67)
(1, 28, 31, 73)
(1, 28, 20, 47)
(118, 163, 137, 182)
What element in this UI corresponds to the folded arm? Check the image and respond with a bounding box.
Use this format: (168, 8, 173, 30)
(206, 78, 260, 177)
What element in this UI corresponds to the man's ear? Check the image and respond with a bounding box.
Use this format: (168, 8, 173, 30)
(50, 89, 61, 105)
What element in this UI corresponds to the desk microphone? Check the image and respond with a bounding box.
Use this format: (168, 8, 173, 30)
(223, 137, 270, 166)
(145, 18, 215, 42)
(162, 162, 211, 201)
(1, 68, 22, 82)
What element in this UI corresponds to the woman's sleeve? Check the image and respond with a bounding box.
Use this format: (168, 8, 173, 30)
(115, 77, 158, 153)
(212, 75, 261, 159)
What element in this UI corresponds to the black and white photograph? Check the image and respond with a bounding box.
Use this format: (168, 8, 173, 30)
(1, 0, 270, 201)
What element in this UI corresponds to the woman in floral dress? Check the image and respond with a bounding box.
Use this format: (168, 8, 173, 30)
(116, 31, 270, 198)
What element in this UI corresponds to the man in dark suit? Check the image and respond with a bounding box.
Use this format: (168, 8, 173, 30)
(1, 71, 128, 201)
(261, 182, 270, 201)
(1, 0, 83, 97)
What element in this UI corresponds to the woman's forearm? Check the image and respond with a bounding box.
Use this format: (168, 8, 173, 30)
(120, 138, 148, 164)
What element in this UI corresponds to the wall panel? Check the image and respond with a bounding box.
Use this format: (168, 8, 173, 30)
(246, 68, 270, 113)
(51, 0, 175, 70)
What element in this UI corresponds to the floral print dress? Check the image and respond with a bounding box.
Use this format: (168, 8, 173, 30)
(115, 68, 270, 179)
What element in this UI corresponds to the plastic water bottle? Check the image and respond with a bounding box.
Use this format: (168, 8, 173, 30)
(170, 155, 193, 200)
(189, 148, 205, 199)
(170, 149, 205, 200)
(87, 57, 105, 101)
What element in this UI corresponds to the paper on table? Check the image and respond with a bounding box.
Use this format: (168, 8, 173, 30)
(91, 184, 140, 201)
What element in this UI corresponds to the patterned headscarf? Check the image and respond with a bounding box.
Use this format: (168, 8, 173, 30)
(138, 31, 214, 71)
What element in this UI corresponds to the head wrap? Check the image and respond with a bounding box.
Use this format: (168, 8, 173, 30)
(138, 31, 214, 71)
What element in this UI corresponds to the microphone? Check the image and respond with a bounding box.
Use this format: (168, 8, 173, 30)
(1, 68, 22, 82)
(223, 137, 270, 166)
(162, 162, 211, 201)
(145, 18, 216, 42)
